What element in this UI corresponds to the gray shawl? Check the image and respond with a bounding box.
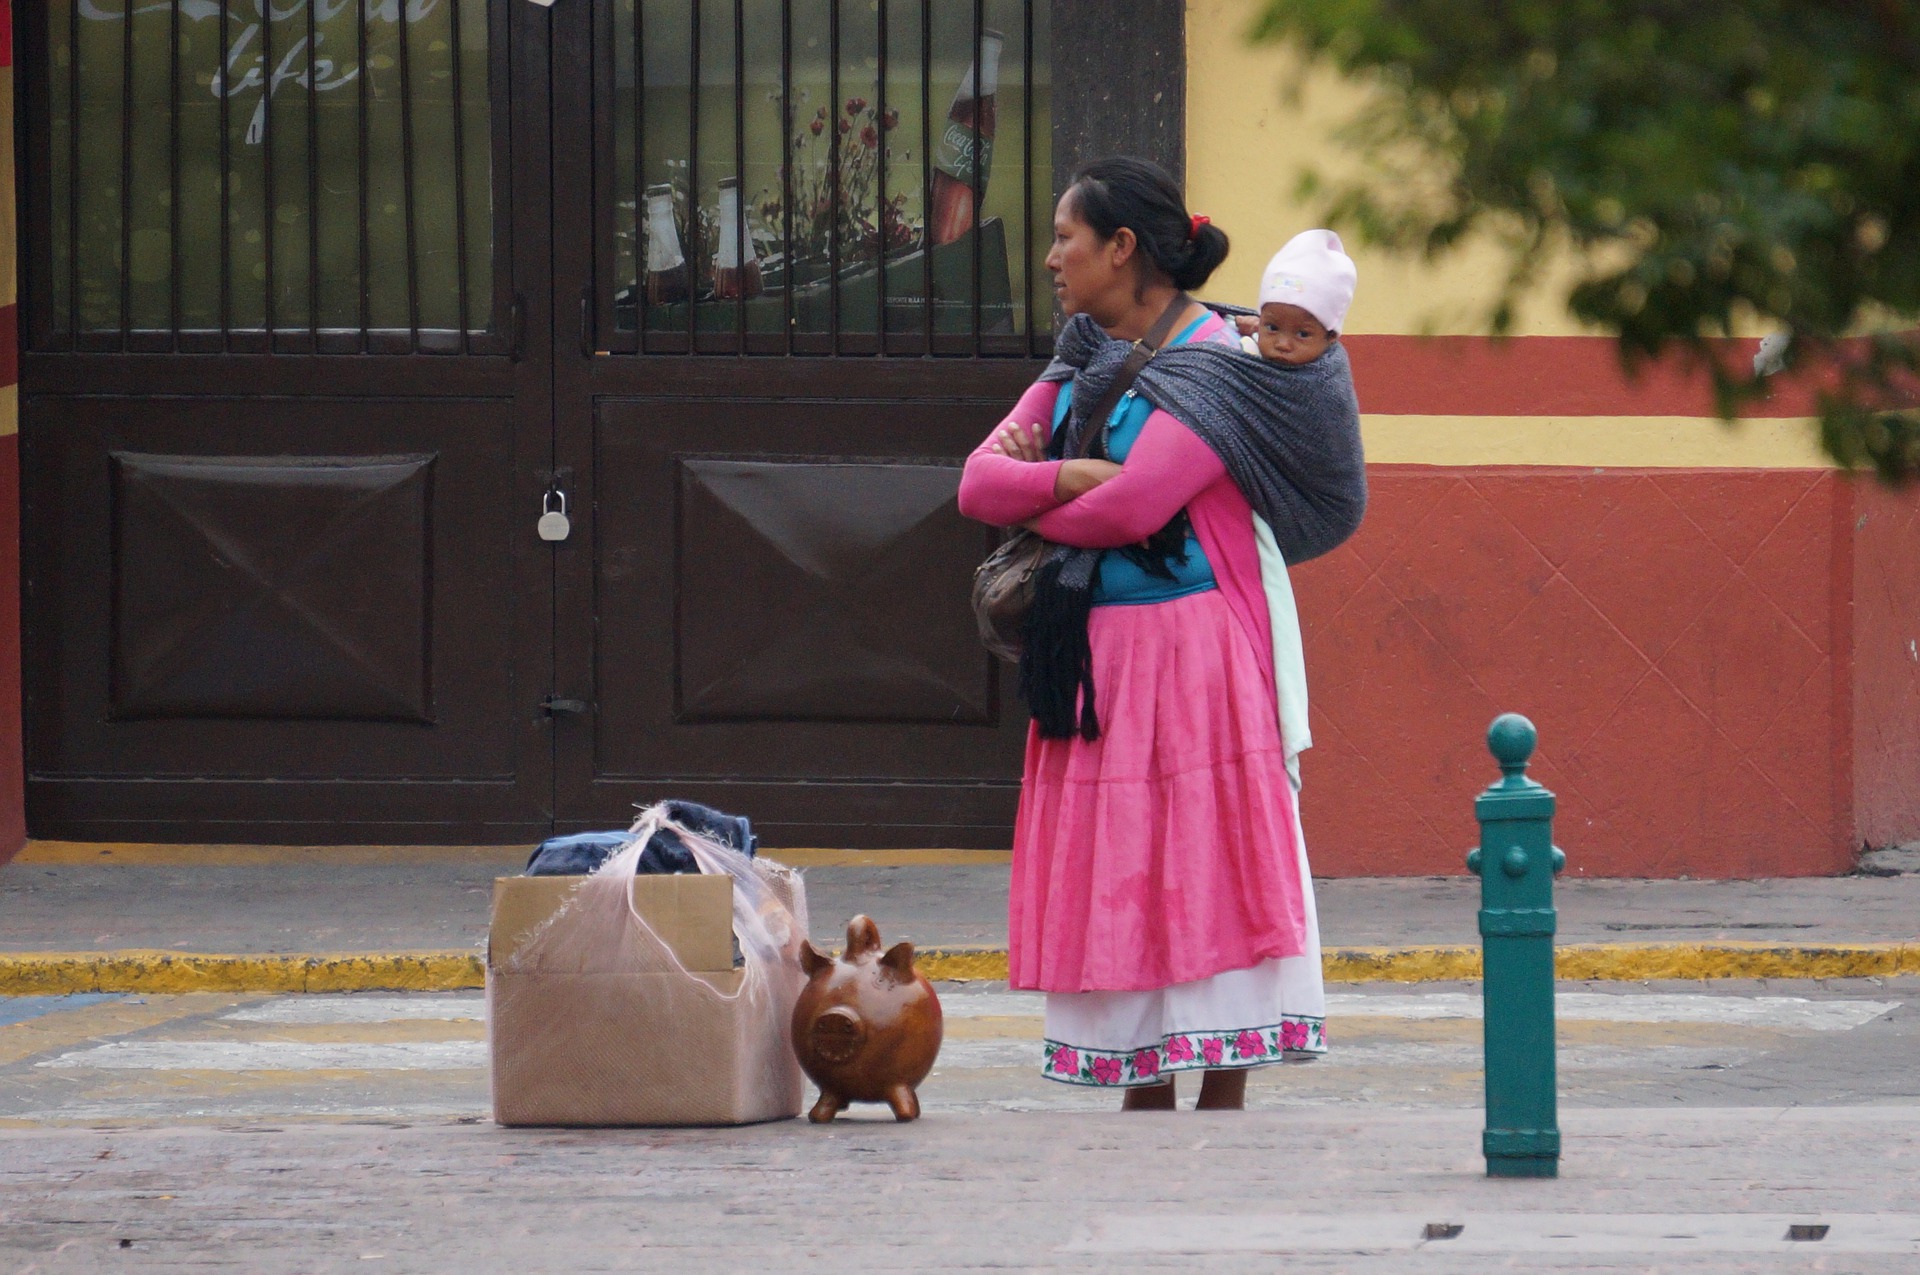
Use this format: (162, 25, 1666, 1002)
(1020, 308, 1367, 740)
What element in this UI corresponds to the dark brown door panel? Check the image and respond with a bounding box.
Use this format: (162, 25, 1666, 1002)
(21, 396, 551, 842)
(552, 395, 1029, 846)
(16, 0, 556, 842)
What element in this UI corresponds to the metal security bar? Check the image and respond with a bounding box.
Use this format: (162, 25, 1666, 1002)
(40, 0, 500, 355)
(602, 0, 1050, 357)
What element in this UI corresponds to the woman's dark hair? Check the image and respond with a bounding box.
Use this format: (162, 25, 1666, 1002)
(1066, 156, 1229, 292)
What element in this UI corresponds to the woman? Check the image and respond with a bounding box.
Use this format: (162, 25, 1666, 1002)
(957, 157, 1328, 1111)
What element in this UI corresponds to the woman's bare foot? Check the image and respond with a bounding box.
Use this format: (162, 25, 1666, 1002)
(1122, 1079, 1177, 1111)
(1195, 1069, 1247, 1110)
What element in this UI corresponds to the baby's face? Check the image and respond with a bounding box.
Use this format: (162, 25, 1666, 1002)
(1256, 303, 1334, 365)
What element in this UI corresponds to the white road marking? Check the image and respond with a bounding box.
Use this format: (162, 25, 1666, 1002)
(931, 1040, 1047, 1070)
(1326, 992, 1897, 1030)
(937, 989, 1896, 1030)
(937, 992, 1045, 1018)
(40, 1040, 487, 1071)
(37, 1035, 1756, 1087)
(26, 990, 1891, 1083)
(223, 995, 485, 1024)
(1065, 1212, 1920, 1254)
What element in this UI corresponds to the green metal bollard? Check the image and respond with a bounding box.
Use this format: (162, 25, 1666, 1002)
(1466, 713, 1566, 1179)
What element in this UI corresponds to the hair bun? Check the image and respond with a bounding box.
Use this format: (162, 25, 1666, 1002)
(1173, 222, 1230, 290)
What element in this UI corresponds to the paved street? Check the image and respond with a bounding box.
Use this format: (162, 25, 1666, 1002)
(4, 979, 1915, 1124)
(2, 978, 1917, 1269)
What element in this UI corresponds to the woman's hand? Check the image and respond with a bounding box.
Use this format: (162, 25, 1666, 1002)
(988, 421, 1047, 462)
(1054, 458, 1123, 501)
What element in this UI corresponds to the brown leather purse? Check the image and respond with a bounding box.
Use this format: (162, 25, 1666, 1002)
(970, 295, 1193, 662)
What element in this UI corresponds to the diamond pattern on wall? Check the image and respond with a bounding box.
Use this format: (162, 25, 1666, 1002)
(1292, 468, 1844, 878)
(1851, 479, 1920, 845)
(1558, 481, 1738, 663)
(110, 453, 435, 722)
(676, 458, 992, 724)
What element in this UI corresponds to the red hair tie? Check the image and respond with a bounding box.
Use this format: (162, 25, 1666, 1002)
(1188, 214, 1211, 241)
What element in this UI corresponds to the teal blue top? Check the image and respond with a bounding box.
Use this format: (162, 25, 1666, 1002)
(1052, 313, 1218, 607)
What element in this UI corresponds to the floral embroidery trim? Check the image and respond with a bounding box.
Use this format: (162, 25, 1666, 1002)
(1041, 1017, 1327, 1087)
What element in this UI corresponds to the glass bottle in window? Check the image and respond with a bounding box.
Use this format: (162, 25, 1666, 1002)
(929, 29, 1003, 247)
(645, 184, 690, 305)
(712, 178, 764, 301)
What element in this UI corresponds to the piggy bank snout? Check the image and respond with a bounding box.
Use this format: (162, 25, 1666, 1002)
(808, 1005, 866, 1065)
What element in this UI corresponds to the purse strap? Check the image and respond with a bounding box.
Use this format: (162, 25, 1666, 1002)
(1069, 292, 1194, 460)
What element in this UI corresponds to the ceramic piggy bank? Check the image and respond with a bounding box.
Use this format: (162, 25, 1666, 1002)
(792, 915, 943, 1122)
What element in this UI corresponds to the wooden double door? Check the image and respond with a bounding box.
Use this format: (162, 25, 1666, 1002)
(18, 0, 1063, 845)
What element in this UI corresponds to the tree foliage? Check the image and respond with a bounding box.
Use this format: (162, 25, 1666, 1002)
(1252, 0, 1920, 477)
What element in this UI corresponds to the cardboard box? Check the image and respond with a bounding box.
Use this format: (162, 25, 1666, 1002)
(489, 874, 735, 973)
(487, 872, 805, 1127)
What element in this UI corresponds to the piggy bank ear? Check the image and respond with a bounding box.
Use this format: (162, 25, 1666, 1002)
(799, 942, 832, 976)
(879, 940, 917, 980)
(844, 914, 883, 958)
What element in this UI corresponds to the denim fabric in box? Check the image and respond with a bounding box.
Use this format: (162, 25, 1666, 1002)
(524, 801, 758, 876)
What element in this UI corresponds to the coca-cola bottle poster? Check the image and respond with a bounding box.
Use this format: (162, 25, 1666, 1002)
(930, 29, 1002, 247)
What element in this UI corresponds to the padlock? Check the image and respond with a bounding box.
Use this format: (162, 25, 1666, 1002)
(537, 490, 571, 542)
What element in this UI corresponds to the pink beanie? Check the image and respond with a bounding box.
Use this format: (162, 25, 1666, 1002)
(1259, 230, 1358, 333)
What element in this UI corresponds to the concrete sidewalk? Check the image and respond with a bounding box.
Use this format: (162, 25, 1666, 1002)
(2, 841, 1916, 991)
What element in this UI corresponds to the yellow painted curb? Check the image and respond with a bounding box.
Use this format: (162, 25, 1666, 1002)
(1551, 941, 1916, 982)
(1, 942, 1912, 995)
(11, 842, 1013, 869)
(1323, 946, 1484, 983)
(13, 842, 528, 867)
(917, 950, 1012, 982)
(0, 951, 486, 995)
(784, 941, 1918, 986)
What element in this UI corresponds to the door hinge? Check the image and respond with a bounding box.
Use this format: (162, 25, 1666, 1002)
(542, 697, 588, 716)
(509, 293, 527, 361)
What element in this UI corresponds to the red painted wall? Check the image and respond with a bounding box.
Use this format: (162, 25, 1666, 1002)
(1291, 466, 1909, 878)
(1342, 334, 1831, 419)
(1850, 477, 1920, 851)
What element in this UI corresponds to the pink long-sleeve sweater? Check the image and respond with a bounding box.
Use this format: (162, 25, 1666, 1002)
(957, 363, 1279, 709)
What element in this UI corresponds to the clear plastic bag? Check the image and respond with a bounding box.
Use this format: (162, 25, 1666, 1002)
(487, 803, 809, 1126)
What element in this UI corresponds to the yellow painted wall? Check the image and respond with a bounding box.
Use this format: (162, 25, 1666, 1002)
(1184, 0, 1589, 340)
(1182, 0, 1825, 469)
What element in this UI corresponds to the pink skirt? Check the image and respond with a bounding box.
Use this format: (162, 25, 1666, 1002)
(1008, 588, 1309, 993)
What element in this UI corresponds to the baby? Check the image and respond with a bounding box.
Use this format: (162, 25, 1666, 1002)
(1235, 228, 1357, 366)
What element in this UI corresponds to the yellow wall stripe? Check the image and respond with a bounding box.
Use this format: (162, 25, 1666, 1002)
(1362, 414, 1831, 470)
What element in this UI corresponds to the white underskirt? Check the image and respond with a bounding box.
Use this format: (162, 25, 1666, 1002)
(1040, 801, 1327, 1086)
